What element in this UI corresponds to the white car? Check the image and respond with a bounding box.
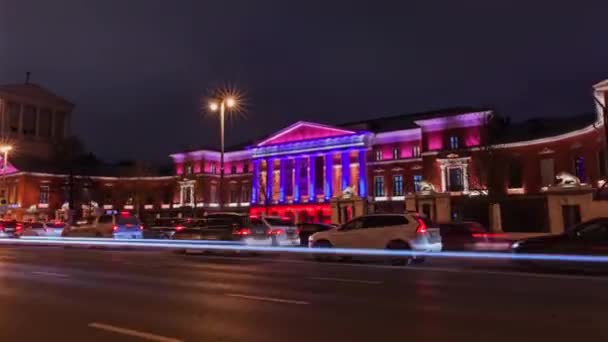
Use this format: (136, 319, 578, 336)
(309, 213, 442, 264)
(21, 221, 66, 237)
(247, 216, 300, 246)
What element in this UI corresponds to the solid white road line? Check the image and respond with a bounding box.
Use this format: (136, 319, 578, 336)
(226, 293, 310, 305)
(308, 276, 382, 285)
(31, 271, 69, 278)
(88, 322, 182, 342)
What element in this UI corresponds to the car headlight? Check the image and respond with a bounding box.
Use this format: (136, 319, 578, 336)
(308, 235, 315, 242)
(511, 241, 521, 250)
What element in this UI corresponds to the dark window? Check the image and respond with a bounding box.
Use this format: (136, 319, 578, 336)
(22, 105, 36, 136)
(392, 147, 400, 160)
(117, 216, 141, 225)
(449, 136, 459, 149)
(229, 189, 238, 203)
(413, 175, 422, 192)
(314, 156, 324, 194)
(412, 146, 421, 158)
(341, 217, 365, 230)
(39, 185, 49, 204)
(393, 175, 404, 196)
(508, 159, 523, 188)
(375, 150, 382, 161)
(7, 102, 19, 133)
(577, 221, 608, 241)
(39, 109, 52, 138)
(364, 215, 407, 228)
(231, 165, 237, 174)
(448, 168, 464, 192)
(241, 184, 250, 203)
(574, 156, 585, 182)
(599, 151, 607, 178)
(243, 162, 249, 173)
(374, 176, 385, 197)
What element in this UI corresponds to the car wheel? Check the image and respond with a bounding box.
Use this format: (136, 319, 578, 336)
(386, 240, 412, 266)
(312, 240, 333, 262)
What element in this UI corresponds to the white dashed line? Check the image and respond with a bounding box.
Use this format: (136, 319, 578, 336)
(88, 322, 182, 342)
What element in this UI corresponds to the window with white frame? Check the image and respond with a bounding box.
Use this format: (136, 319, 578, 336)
(393, 175, 404, 196)
(392, 147, 400, 160)
(449, 136, 459, 149)
(375, 150, 383, 161)
(181, 184, 194, 206)
(412, 146, 421, 158)
(374, 176, 385, 197)
(413, 175, 422, 192)
(39, 186, 50, 204)
(211, 163, 217, 174)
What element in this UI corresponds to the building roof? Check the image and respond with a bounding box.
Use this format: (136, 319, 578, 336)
(0, 83, 73, 108)
(495, 113, 597, 144)
(338, 107, 490, 133)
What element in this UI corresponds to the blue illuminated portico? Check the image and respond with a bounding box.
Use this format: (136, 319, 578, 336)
(248, 121, 372, 205)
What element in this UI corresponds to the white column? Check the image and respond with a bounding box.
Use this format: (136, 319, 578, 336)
(462, 163, 469, 193)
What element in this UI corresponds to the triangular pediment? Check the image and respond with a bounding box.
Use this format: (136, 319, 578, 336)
(257, 121, 357, 146)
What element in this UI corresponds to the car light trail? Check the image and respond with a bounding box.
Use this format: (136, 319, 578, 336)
(7, 237, 608, 263)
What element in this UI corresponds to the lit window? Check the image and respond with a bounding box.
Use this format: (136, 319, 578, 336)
(450, 136, 459, 149)
(412, 146, 421, 158)
(413, 175, 423, 192)
(392, 147, 400, 160)
(185, 165, 193, 175)
(374, 176, 385, 197)
(211, 163, 217, 174)
(231, 165, 237, 174)
(375, 150, 383, 161)
(393, 175, 403, 196)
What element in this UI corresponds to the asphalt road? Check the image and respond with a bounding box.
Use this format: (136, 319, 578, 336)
(0, 246, 605, 341)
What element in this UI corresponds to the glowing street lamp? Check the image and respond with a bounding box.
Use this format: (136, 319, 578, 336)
(0, 145, 12, 208)
(208, 96, 238, 208)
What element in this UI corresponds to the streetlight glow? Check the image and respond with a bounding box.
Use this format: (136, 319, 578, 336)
(226, 97, 236, 108)
(209, 102, 219, 112)
(0, 145, 12, 154)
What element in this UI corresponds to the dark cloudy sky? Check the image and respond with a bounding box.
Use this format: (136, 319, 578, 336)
(1, 0, 607, 162)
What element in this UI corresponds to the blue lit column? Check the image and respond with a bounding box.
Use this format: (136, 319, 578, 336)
(266, 158, 274, 204)
(325, 153, 333, 200)
(358, 150, 367, 197)
(309, 156, 316, 202)
(251, 159, 260, 204)
(294, 157, 301, 203)
(341, 151, 350, 191)
(279, 158, 286, 203)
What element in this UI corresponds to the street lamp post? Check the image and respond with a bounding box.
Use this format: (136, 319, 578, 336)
(209, 97, 236, 209)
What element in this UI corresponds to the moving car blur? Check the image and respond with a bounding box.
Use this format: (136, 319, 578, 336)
(296, 222, 336, 246)
(0, 220, 22, 238)
(438, 221, 511, 251)
(21, 221, 66, 237)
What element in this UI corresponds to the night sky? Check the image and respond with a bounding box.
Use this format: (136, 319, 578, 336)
(1, 0, 607, 162)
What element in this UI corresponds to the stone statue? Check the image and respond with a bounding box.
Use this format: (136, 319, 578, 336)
(418, 180, 436, 193)
(555, 172, 581, 187)
(341, 185, 357, 199)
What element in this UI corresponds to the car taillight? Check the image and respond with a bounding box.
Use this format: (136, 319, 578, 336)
(16, 224, 22, 231)
(271, 229, 284, 236)
(415, 217, 427, 234)
(175, 225, 185, 232)
(139, 225, 144, 231)
(233, 228, 252, 236)
(112, 225, 118, 232)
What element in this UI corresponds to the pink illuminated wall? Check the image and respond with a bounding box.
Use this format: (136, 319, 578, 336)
(175, 162, 184, 175)
(463, 126, 481, 147)
(426, 131, 444, 151)
(193, 160, 202, 173)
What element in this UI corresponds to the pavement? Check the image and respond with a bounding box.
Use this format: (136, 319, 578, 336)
(0, 245, 605, 341)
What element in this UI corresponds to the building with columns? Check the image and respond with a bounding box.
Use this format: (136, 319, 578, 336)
(0, 81, 73, 160)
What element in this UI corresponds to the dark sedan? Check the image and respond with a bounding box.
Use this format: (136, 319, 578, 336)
(297, 222, 335, 246)
(439, 221, 511, 251)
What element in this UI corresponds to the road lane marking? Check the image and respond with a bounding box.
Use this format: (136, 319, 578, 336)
(308, 276, 381, 285)
(88, 322, 182, 342)
(226, 293, 309, 305)
(31, 271, 69, 278)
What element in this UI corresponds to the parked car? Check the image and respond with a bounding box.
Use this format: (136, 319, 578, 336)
(112, 214, 144, 239)
(438, 221, 510, 251)
(62, 215, 114, 237)
(143, 217, 185, 239)
(254, 216, 299, 246)
(21, 221, 66, 237)
(170, 218, 208, 240)
(0, 220, 22, 238)
(297, 222, 335, 246)
(309, 213, 442, 264)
